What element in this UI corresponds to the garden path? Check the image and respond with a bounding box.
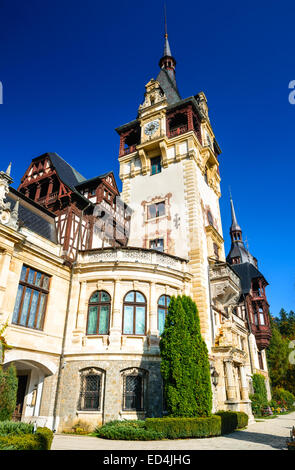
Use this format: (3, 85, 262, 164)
(51, 411, 295, 450)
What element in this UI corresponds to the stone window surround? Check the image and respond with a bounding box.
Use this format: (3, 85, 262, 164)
(77, 367, 105, 412)
(122, 290, 147, 336)
(121, 367, 148, 412)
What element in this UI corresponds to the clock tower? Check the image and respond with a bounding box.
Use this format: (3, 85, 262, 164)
(116, 27, 224, 345)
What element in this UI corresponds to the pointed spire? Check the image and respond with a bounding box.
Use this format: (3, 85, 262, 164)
(163, 4, 172, 57)
(5, 162, 11, 176)
(159, 4, 176, 73)
(230, 196, 241, 233)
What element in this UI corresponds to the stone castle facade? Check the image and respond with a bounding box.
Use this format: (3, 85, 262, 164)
(0, 30, 272, 431)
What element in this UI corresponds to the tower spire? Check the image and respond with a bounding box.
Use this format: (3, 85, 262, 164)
(159, 4, 176, 75)
(230, 196, 241, 233)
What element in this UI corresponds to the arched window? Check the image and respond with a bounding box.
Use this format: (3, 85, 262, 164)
(122, 368, 147, 411)
(78, 368, 104, 411)
(86, 290, 111, 335)
(158, 295, 171, 335)
(123, 291, 146, 335)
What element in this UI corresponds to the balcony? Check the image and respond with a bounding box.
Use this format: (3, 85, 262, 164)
(122, 145, 137, 156)
(169, 125, 188, 137)
(209, 262, 241, 313)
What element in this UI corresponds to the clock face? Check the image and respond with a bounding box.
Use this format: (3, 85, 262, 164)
(144, 120, 159, 136)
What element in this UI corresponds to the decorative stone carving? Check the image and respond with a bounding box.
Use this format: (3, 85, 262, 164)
(0, 164, 19, 230)
(138, 79, 166, 112)
(209, 262, 241, 312)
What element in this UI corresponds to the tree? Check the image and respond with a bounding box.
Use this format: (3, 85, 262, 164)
(0, 365, 18, 421)
(160, 295, 212, 417)
(266, 317, 289, 389)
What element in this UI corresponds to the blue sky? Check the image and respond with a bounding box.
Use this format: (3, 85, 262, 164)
(0, 0, 294, 316)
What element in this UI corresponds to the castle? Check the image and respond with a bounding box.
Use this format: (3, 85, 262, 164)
(0, 27, 272, 431)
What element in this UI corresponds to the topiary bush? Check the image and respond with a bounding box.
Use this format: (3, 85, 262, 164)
(215, 411, 248, 434)
(95, 420, 163, 441)
(160, 295, 212, 418)
(145, 416, 221, 439)
(0, 365, 18, 421)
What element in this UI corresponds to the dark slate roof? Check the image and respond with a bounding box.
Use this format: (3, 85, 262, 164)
(34, 153, 94, 207)
(231, 262, 267, 295)
(226, 241, 256, 265)
(75, 172, 113, 188)
(44, 152, 86, 190)
(7, 189, 57, 243)
(156, 68, 181, 105)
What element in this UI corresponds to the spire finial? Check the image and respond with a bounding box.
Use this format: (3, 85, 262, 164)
(5, 162, 11, 176)
(230, 194, 242, 231)
(164, 3, 168, 38)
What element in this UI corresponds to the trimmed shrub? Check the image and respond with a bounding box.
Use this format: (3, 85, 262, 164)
(95, 421, 163, 441)
(0, 427, 53, 450)
(160, 295, 212, 417)
(0, 420, 34, 436)
(215, 411, 248, 434)
(145, 416, 221, 439)
(0, 365, 18, 421)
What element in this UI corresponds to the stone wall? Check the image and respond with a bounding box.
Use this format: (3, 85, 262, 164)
(57, 357, 163, 431)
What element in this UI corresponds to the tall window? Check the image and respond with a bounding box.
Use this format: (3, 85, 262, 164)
(78, 368, 103, 411)
(147, 201, 165, 219)
(87, 291, 111, 335)
(122, 368, 146, 411)
(258, 351, 264, 370)
(213, 243, 219, 260)
(123, 291, 146, 335)
(158, 295, 171, 335)
(151, 156, 161, 175)
(258, 304, 265, 325)
(207, 210, 214, 226)
(12, 265, 50, 330)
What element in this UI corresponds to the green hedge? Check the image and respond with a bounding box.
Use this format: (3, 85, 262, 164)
(95, 420, 163, 441)
(215, 411, 248, 434)
(145, 416, 221, 439)
(0, 427, 54, 450)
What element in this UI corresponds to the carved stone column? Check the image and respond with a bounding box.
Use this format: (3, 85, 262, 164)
(108, 279, 122, 348)
(0, 250, 12, 317)
(224, 359, 236, 401)
(149, 282, 158, 337)
(240, 365, 249, 401)
(76, 281, 87, 330)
